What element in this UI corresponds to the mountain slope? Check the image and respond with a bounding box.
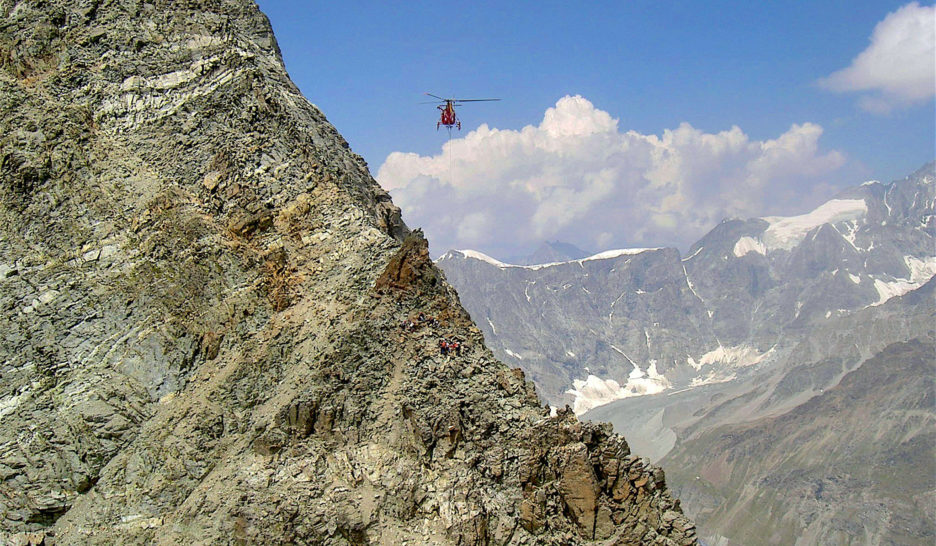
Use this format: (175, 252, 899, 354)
(0, 1, 695, 544)
(438, 247, 713, 410)
(662, 337, 935, 545)
(517, 241, 591, 266)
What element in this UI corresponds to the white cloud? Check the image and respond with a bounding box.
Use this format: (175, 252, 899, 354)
(819, 2, 936, 113)
(377, 95, 846, 258)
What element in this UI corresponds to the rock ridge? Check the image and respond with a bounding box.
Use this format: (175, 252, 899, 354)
(0, 0, 695, 544)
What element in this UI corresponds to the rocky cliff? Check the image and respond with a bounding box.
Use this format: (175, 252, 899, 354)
(0, 0, 695, 544)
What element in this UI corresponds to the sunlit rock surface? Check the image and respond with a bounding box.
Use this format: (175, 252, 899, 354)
(0, 1, 696, 544)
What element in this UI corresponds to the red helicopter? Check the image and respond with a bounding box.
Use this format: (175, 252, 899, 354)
(423, 93, 500, 130)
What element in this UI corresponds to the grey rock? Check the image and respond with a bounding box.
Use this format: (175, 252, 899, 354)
(0, 1, 694, 544)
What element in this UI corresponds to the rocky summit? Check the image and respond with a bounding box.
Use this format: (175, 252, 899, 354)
(0, 0, 696, 544)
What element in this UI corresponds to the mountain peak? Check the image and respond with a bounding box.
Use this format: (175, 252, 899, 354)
(0, 1, 696, 544)
(519, 241, 591, 265)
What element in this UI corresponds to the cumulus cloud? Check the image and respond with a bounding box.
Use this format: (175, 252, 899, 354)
(377, 95, 846, 259)
(819, 2, 935, 113)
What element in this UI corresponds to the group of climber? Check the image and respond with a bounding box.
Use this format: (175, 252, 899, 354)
(438, 338, 462, 357)
(399, 311, 440, 332)
(398, 310, 464, 358)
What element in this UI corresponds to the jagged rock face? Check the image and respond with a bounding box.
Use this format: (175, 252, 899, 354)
(1, 0, 402, 531)
(0, 1, 695, 544)
(48, 235, 696, 545)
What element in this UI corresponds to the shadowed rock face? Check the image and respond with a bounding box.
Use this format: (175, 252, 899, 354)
(0, 1, 695, 544)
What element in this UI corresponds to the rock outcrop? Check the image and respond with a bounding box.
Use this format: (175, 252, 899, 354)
(0, 0, 695, 543)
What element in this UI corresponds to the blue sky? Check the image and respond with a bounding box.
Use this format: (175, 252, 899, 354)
(257, 1, 935, 257)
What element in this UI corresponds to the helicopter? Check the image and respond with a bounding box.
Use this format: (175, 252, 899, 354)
(423, 93, 500, 131)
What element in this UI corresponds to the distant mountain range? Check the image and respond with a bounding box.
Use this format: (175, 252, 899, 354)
(437, 162, 936, 544)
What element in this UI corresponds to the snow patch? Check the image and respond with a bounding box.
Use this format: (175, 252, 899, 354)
(561, 344, 674, 414)
(837, 220, 861, 251)
(608, 289, 627, 323)
(647, 360, 665, 380)
(848, 273, 861, 284)
(870, 255, 936, 305)
(566, 351, 576, 358)
(565, 370, 670, 416)
(486, 317, 497, 335)
(872, 279, 913, 305)
(609, 344, 636, 365)
(451, 247, 661, 271)
(682, 246, 703, 261)
(686, 345, 775, 387)
(762, 199, 868, 251)
(688, 373, 737, 388)
(733, 236, 766, 257)
(504, 348, 522, 360)
(457, 249, 510, 267)
(906, 255, 936, 281)
(698, 345, 766, 368)
(566, 376, 626, 415)
(683, 265, 704, 304)
(582, 248, 662, 262)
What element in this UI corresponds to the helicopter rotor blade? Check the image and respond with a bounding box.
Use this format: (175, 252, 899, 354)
(424, 92, 447, 101)
(454, 98, 501, 103)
